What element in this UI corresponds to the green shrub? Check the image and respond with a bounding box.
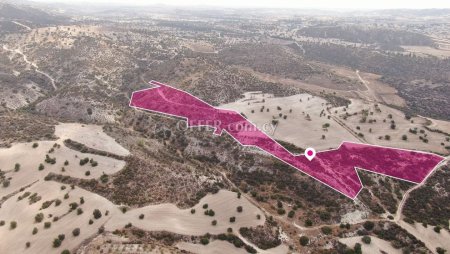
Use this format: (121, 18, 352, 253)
(299, 236, 309, 246)
(35, 213, 44, 223)
(200, 238, 209, 245)
(288, 210, 295, 218)
(79, 158, 89, 166)
(93, 209, 102, 219)
(53, 238, 61, 248)
(436, 247, 447, 254)
(10, 221, 17, 229)
(363, 221, 375, 231)
(321, 226, 332, 235)
(69, 202, 78, 211)
(245, 245, 257, 253)
(72, 228, 80, 237)
(305, 219, 313, 227)
(362, 235, 371, 244)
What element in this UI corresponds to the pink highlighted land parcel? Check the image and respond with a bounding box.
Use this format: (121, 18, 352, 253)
(130, 81, 444, 199)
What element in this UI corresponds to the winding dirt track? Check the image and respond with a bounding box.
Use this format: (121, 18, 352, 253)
(2, 45, 57, 90)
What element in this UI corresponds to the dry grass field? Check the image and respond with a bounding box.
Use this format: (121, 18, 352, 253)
(339, 236, 402, 254)
(220, 92, 359, 151)
(221, 92, 450, 155)
(0, 122, 270, 254)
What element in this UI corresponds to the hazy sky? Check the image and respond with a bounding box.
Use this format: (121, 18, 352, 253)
(34, 0, 450, 9)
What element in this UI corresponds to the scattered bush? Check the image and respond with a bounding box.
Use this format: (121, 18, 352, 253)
(212, 220, 217, 226)
(436, 247, 447, 254)
(100, 174, 108, 183)
(53, 238, 62, 248)
(35, 213, 44, 223)
(200, 238, 209, 245)
(299, 236, 309, 246)
(2, 180, 10, 188)
(245, 245, 257, 253)
(237, 206, 243, 213)
(93, 209, 102, 219)
(139, 214, 144, 220)
(72, 228, 80, 237)
(10, 221, 17, 229)
(362, 235, 371, 244)
(69, 202, 78, 211)
(288, 210, 295, 218)
(354, 243, 362, 254)
(44, 222, 51, 229)
(230, 217, 236, 223)
(79, 158, 89, 166)
(204, 209, 215, 216)
(363, 221, 375, 231)
(45, 155, 56, 164)
(191, 209, 196, 214)
(32, 227, 38, 235)
(305, 219, 313, 227)
(321, 226, 332, 235)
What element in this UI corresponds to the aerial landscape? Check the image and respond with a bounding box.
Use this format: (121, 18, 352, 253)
(0, 0, 449, 253)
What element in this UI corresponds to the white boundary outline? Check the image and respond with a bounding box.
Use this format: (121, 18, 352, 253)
(129, 80, 447, 200)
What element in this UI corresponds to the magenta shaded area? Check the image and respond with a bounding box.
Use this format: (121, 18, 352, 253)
(130, 81, 444, 199)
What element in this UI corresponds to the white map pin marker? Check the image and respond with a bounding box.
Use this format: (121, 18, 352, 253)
(305, 148, 316, 161)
